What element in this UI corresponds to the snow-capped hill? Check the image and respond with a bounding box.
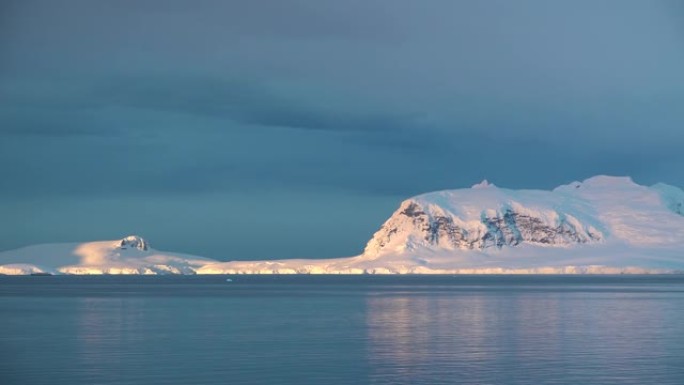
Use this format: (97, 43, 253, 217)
(472, 179, 496, 189)
(192, 175, 684, 275)
(363, 180, 604, 258)
(363, 175, 684, 259)
(0, 236, 217, 275)
(552, 176, 684, 246)
(118, 235, 149, 251)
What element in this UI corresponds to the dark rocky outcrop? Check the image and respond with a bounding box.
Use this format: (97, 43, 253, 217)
(368, 201, 602, 254)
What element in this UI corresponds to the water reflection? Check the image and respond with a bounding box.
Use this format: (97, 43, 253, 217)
(366, 291, 684, 385)
(77, 298, 146, 383)
(2, 277, 684, 385)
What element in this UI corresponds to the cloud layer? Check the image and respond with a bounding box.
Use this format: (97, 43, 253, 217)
(2, 0, 684, 259)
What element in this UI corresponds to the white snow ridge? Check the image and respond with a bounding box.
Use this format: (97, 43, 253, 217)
(0, 235, 216, 275)
(2, 175, 684, 275)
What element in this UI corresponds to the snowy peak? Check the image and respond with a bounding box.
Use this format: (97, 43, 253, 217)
(580, 175, 637, 188)
(472, 179, 496, 189)
(364, 195, 602, 258)
(203, 176, 684, 274)
(554, 175, 638, 193)
(118, 235, 149, 251)
(363, 176, 684, 258)
(0, 236, 216, 275)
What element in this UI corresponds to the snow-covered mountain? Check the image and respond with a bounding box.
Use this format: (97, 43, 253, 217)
(0, 235, 216, 275)
(2, 176, 684, 275)
(199, 176, 684, 274)
(362, 176, 684, 256)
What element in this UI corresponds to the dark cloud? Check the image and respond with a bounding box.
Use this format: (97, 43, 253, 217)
(3, 73, 425, 137)
(94, 74, 421, 133)
(0, 108, 122, 138)
(1, 0, 684, 259)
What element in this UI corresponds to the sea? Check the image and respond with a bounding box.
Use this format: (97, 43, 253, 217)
(1, 275, 683, 385)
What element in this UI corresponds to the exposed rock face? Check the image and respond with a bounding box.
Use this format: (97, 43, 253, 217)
(478, 209, 602, 248)
(364, 199, 603, 257)
(118, 235, 149, 251)
(358, 175, 684, 264)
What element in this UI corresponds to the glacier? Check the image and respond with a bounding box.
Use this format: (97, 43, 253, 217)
(2, 176, 684, 275)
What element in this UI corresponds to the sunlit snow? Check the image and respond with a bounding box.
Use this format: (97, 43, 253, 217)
(2, 176, 683, 275)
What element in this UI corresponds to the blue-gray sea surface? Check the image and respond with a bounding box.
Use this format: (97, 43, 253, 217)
(1, 275, 683, 385)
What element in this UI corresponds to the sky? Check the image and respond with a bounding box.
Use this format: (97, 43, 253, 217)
(1, 0, 684, 260)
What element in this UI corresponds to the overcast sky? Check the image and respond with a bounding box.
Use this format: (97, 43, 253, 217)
(2, 0, 684, 259)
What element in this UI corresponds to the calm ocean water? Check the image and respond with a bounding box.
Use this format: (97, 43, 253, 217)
(1, 275, 683, 385)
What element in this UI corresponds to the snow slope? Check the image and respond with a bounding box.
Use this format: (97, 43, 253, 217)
(0, 235, 216, 275)
(2, 176, 683, 275)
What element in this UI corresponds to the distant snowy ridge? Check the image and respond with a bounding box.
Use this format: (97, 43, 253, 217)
(2, 176, 684, 275)
(0, 235, 216, 275)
